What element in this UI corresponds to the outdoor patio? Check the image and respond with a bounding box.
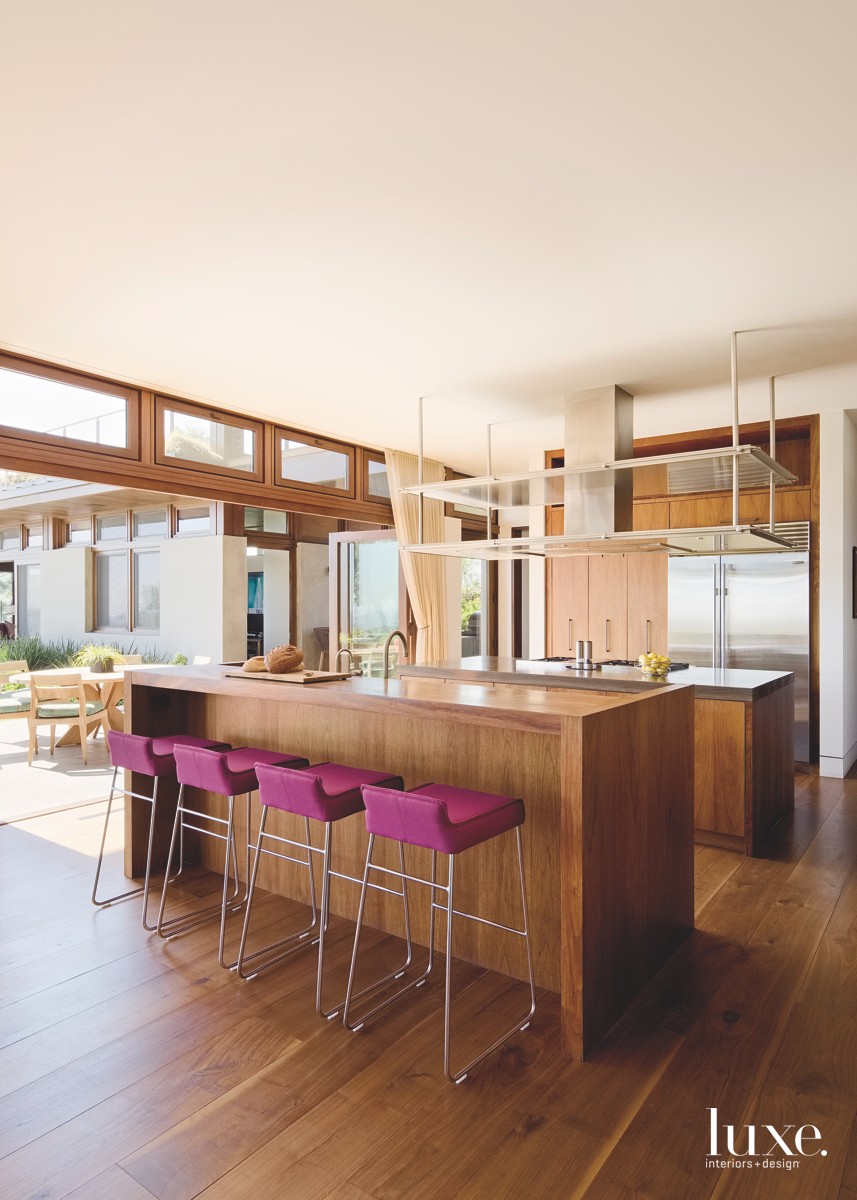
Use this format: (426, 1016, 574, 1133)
(0, 717, 112, 825)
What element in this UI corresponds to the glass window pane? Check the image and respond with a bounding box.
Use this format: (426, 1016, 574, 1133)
(367, 457, 390, 499)
(96, 513, 127, 542)
(337, 539, 400, 677)
(133, 508, 168, 539)
(461, 559, 486, 656)
(280, 438, 349, 491)
(133, 551, 160, 630)
(96, 553, 128, 629)
(163, 407, 255, 473)
(68, 519, 91, 545)
(17, 564, 41, 637)
(0, 527, 21, 549)
(26, 524, 43, 549)
(244, 507, 289, 534)
(176, 506, 211, 534)
(0, 365, 128, 446)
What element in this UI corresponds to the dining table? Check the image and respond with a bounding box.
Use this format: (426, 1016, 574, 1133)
(12, 663, 162, 746)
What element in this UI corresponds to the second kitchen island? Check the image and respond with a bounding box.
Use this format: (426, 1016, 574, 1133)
(125, 666, 694, 1060)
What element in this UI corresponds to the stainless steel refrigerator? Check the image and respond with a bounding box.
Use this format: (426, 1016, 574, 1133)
(667, 523, 810, 760)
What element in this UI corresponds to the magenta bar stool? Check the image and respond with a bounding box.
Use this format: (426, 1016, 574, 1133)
(156, 743, 308, 968)
(343, 781, 537, 1084)
(93, 730, 230, 929)
(237, 762, 413, 1021)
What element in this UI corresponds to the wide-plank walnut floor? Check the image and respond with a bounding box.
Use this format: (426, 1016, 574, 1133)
(0, 772, 855, 1199)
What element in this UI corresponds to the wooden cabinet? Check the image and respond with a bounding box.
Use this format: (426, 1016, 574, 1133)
(548, 555, 589, 655)
(588, 556, 628, 659)
(546, 542, 668, 660)
(627, 554, 668, 659)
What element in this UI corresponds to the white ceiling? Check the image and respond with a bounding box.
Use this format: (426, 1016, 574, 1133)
(3, 1, 857, 472)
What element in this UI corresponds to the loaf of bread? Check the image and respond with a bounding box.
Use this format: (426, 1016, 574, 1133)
(241, 656, 268, 673)
(265, 644, 304, 674)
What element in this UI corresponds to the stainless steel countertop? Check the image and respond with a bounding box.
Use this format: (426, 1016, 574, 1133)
(397, 656, 794, 702)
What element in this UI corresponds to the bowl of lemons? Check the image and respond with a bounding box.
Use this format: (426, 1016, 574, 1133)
(637, 652, 672, 677)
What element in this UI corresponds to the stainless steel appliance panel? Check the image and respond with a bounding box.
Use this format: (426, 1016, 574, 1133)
(668, 557, 718, 668)
(723, 553, 809, 760)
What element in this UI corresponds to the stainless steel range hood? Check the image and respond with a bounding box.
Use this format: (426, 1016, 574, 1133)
(403, 333, 801, 558)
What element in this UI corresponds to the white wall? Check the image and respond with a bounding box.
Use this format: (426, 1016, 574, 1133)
(39, 547, 93, 641)
(249, 549, 290, 650)
(819, 409, 857, 776)
(296, 542, 329, 668)
(160, 535, 246, 662)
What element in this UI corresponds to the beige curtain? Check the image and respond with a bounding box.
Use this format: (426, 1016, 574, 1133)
(385, 449, 449, 664)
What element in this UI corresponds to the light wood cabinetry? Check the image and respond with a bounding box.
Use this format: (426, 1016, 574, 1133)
(546, 511, 667, 659)
(627, 554, 668, 659)
(588, 556, 628, 659)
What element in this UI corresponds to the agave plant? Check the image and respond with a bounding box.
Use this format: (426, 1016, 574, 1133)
(71, 643, 127, 672)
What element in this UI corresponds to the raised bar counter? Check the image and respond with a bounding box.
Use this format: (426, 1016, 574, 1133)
(125, 665, 695, 1058)
(399, 658, 795, 855)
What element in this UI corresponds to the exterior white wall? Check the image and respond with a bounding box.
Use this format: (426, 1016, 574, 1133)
(160, 535, 246, 663)
(39, 547, 93, 641)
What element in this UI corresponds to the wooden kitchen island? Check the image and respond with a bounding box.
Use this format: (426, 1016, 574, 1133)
(125, 666, 694, 1059)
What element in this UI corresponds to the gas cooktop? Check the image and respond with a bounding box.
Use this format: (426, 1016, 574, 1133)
(536, 657, 690, 671)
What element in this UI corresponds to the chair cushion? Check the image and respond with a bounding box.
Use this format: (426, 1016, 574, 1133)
(107, 731, 230, 776)
(0, 691, 30, 714)
(361, 782, 525, 854)
(256, 761, 403, 823)
(36, 700, 105, 718)
(173, 744, 309, 796)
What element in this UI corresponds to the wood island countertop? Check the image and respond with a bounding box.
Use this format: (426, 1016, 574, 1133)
(125, 662, 695, 1060)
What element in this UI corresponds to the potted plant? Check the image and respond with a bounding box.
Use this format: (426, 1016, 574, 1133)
(72, 644, 126, 674)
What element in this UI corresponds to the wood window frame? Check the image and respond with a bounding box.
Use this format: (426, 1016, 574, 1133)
(155, 395, 265, 483)
(358, 448, 393, 511)
(93, 548, 130, 633)
(0, 352, 140, 460)
(131, 547, 161, 633)
(275, 426, 356, 500)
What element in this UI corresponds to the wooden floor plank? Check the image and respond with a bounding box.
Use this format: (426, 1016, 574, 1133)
(0, 1016, 298, 1199)
(578, 789, 857, 1200)
(0, 774, 853, 1200)
(710, 863, 857, 1198)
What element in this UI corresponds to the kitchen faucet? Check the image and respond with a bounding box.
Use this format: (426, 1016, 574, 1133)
(383, 630, 408, 679)
(334, 647, 355, 672)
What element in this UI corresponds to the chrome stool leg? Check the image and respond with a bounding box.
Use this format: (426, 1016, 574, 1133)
(236, 808, 320, 980)
(92, 768, 169, 931)
(342, 838, 436, 1032)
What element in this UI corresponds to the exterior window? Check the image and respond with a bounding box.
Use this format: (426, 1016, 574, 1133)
(68, 519, 92, 545)
(17, 563, 41, 636)
(176, 505, 211, 535)
(0, 357, 130, 448)
(96, 513, 127, 543)
(133, 551, 160, 630)
(277, 430, 353, 495)
(25, 524, 44, 549)
(0, 526, 21, 550)
(244, 507, 289, 534)
(95, 552, 128, 630)
(161, 404, 256, 474)
(365, 453, 390, 500)
(133, 508, 168, 539)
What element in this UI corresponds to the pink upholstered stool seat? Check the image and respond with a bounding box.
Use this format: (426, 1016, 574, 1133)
(93, 731, 232, 929)
(237, 761, 410, 1020)
(158, 744, 310, 968)
(361, 782, 524, 855)
(256, 761, 404, 823)
(172, 744, 308, 797)
(344, 779, 537, 1084)
(106, 731, 228, 777)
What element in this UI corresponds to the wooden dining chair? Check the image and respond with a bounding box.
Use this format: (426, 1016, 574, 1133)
(27, 672, 108, 766)
(0, 660, 31, 722)
(122, 654, 144, 665)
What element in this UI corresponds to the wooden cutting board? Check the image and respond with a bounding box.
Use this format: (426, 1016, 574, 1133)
(223, 669, 353, 685)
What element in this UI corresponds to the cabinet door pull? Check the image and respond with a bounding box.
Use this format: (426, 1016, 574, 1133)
(646, 619, 652, 653)
(568, 618, 573, 651)
(605, 619, 610, 653)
